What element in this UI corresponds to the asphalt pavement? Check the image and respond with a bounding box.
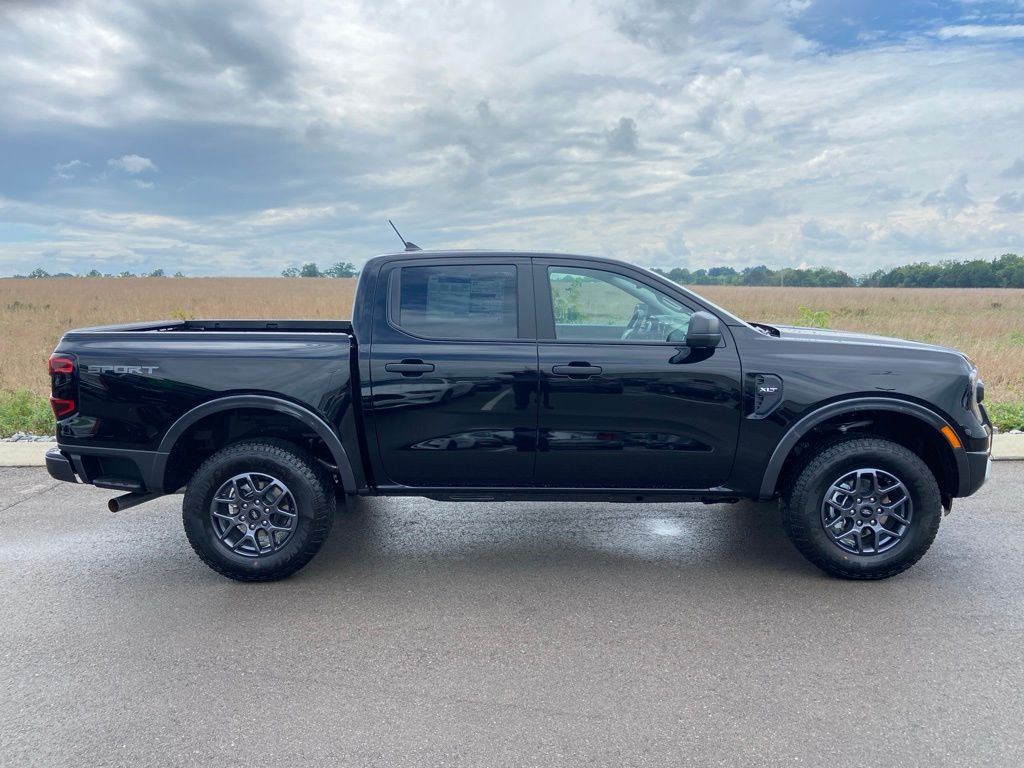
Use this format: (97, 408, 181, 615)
(1, 464, 1022, 767)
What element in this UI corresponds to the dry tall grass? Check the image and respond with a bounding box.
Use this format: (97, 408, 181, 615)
(699, 286, 1024, 400)
(0, 278, 356, 397)
(1, 278, 1021, 401)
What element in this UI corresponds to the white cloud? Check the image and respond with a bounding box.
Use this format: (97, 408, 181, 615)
(936, 24, 1024, 40)
(108, 154, 158, 174)
(606, 117, 639, 155)
(800, 220, 854, 251)
(52, 159, 86, 179)
(921, 174, 973, 218)
(996, 192, 1024, 213)
(1000, 158, 1024, 178)
(1, 1, 1023, 275)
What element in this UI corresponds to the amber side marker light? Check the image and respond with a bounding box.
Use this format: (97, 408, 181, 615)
(940, 425, 962, 450)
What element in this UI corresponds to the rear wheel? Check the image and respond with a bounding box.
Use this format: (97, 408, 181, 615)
(183, 441, 335, 582)
(781, 437, 942, 579)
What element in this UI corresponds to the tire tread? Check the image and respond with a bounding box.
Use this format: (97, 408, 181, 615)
(182, 440, 334, 582)
(781, 436, 941, 580)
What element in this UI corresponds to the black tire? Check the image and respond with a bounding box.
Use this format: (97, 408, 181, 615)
(781, 437, 941, 580)
(182, 440, 335, 582)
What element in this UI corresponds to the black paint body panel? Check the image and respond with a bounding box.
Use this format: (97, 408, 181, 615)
(50, 252, 991, 502)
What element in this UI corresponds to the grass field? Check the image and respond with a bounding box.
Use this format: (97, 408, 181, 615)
(1, 277, 1021, 432)
(701, 285, 1024, 402)
(0, 278, 357, 399)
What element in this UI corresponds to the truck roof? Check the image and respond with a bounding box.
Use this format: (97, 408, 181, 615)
(372, 248, 606, 259)
(364, 249, 749, 328)
(365, 249, 665, 273)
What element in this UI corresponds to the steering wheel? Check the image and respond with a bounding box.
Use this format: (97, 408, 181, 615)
(621, 302, 648, 340)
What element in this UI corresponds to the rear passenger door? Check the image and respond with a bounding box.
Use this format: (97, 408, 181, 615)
(367, 257, 539, 488)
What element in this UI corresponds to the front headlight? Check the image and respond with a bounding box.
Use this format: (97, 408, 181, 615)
(964, 367, 984, 419)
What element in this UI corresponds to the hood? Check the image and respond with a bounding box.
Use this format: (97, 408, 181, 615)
(769, 324, 963, 356)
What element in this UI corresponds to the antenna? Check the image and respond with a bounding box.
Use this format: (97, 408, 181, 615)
(388, 220, 422, 252)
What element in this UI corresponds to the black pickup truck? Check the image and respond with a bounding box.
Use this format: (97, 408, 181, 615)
(46, 250, 992, 581)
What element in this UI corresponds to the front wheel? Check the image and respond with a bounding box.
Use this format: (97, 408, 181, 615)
(182, 441, 335, 582)
(781, 437, 942, 580)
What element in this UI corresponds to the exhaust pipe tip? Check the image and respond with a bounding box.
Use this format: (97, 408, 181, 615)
(108, 492, 162, 513)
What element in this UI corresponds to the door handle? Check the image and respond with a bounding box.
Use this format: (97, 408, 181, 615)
(385, 360, 435, 376)
(551, 362, 603, 378)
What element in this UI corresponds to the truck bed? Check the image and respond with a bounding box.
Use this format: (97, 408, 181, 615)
(51, 317, 359, 495)
(61, 319, 353, 336)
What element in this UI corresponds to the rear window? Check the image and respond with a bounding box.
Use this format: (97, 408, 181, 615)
(397, 265, 518, 339)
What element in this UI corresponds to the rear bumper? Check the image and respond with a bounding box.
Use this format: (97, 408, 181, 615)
(45, 444, 161, 492)
(45, 447, 78, 483)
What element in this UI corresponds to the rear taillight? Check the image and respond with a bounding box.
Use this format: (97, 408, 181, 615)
(48, 355, 75, 375)
(49, 396, 75, 418)
(48, 353, 76, 419)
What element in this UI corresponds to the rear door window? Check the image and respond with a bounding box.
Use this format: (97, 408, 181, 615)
(396, 265, 518, 340)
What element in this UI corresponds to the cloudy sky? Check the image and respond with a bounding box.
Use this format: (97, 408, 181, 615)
(2, 0, 1023, 277)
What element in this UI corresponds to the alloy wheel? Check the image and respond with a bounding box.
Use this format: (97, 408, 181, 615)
(820, 468, 913, 555)
(209, 472, 298, 557)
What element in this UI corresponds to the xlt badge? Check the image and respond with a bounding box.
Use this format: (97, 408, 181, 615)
(750, 373, 784, 418)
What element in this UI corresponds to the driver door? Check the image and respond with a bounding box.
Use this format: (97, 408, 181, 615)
(532, 258, 742, 490)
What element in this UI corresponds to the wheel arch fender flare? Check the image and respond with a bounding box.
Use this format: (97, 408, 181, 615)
(155, 395, 356, 493)
(758, 397, 966, 499)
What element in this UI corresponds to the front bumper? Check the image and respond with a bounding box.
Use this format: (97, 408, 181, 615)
(960, 448, 991, 497)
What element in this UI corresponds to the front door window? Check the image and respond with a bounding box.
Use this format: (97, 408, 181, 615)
(549, 267, 693, 343)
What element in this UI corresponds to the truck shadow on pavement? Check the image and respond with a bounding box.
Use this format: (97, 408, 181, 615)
(303, 496, 813, 582)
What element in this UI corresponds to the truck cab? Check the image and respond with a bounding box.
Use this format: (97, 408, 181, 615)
(358, 252, 743, 493)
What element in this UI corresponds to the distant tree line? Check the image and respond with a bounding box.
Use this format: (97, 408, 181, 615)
(859, 253, 1024, 288)
(280, 262, 358, 278)
(653, 253, 1024, 288)
(654, 264, 856, 287)
(9, 255, 1023, 287)
(8, 261, 360, 279)
(11, 267, 186, 278)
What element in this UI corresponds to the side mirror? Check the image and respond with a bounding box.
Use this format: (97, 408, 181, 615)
(685, 311, 722, 348)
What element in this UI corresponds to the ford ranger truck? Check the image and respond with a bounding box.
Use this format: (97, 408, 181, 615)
(45, 251, 992, 581)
